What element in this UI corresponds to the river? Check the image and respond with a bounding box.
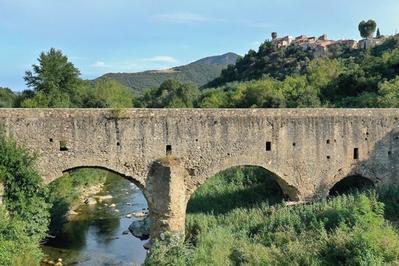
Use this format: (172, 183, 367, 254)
(42, 174, 148, 265)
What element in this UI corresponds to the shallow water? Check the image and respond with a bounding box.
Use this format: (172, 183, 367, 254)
(42, 174, 148, 265)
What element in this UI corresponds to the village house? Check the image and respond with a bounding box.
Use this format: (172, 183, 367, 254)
(271, 32, 361, 56)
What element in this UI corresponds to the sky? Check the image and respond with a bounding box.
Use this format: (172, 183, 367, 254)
(1, 0, 399, 91)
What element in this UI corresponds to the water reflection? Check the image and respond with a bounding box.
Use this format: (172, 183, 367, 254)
(42, 173, 148, 265)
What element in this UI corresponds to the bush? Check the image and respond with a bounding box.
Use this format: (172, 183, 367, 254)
(0, 134, 50, 241)
(0, 208, 44, 265)
(0, 134, 51, 265)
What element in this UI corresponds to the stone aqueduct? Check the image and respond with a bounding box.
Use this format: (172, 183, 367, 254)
(1, 108, 399, 239)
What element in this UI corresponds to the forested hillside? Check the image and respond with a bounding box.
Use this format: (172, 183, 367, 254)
(93, 53, 239, 94)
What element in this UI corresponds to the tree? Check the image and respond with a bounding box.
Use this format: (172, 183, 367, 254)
(376, 28, 381, 38)
(24, 48, 81, 107)
(0, 87, 16, 107)
(358, 20, 377, 39)
(140, 80, 200, 108)
(84, 78, 134, 108)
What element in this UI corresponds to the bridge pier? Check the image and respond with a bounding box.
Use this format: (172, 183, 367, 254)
(148, 158, 188, 240)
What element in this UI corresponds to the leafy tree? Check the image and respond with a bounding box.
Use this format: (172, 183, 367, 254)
(139, 80, 200, 108)
(198, 89, 230, 108)
(358, 20, 377, 39)
(377, 76, 399, 107)
(0, 87, 16, 107)
(84, 78, 134, 108)
(23, 48, 82, 107)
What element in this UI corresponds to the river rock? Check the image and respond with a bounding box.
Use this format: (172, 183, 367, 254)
(84, 197, 97, 205)
(122, 230, 130, 235)
(143, 241, 152, 250)
(95, 195, 113, 202)
(126, 213, 132, 218)
(132, 211, 147, 218)
(110, 203, 116, 208)
(67, 210, 79, 216)
(129, 216, 150, 240)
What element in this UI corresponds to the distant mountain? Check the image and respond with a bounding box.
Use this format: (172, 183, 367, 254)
(93, 53, 240, 94)
(189, 52, 240, 66)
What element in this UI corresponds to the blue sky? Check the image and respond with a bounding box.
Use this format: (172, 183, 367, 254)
(1, 0, 399, 90)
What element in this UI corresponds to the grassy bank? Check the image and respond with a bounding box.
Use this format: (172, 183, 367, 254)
(146, 166, 399, 265)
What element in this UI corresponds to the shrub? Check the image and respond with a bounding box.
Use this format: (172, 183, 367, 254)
(0, 134, 50, 241)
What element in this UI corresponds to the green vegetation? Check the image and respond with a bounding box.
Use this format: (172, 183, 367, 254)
(208, 43, 315, 87)
(0, 87, 16, 107)
(138, 79, 200, 108)
(0, 133, 50, 265)
(83, 78, 134, 108)
(146, 167, 399, 265)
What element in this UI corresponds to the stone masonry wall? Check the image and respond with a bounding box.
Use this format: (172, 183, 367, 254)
(1, 108, 399, 237)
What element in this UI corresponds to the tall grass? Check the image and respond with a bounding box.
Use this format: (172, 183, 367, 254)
(146, 166, 399, 265)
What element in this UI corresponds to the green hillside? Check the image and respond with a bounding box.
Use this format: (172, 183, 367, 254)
(94, 53, 239, 94)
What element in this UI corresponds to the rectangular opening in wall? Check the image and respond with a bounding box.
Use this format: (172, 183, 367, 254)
(353, 148, 359, 160)
(166, 145, 172, 155)
(60, 140, 68, 151)
(266, 141, 271, 151)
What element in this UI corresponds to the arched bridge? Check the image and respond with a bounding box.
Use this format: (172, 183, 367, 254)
(1, 108, 399, 239)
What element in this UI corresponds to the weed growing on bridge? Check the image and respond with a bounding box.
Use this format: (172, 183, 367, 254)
(146, 167, 399, 265)
(108, 108, 129, 119)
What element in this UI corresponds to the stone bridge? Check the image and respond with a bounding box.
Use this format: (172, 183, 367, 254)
(1, 108, 399, 239)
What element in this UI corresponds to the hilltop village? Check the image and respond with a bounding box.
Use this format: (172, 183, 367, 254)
(271, 32, 388, 56)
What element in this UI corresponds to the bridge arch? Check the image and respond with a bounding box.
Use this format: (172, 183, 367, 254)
(189, 163, 301, 203)
(61, 165, 147, 195)
(328, 174, 375, 196)
(323, 166, 377, 198)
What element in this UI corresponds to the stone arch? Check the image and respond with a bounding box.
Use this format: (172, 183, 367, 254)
(189, 163, 301, 202)
(56, 165, 151, 205)
(328, 174, 375, 196)
(320, 165, 378, 198)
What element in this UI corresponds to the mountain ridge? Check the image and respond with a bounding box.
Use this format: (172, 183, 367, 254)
(93, 52, 240, 94)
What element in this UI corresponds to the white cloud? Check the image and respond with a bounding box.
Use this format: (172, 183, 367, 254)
(91, 61, 107, 68)
(152, 12, 272, 30)
(152, 12, 218, 24)
(143, 56, 178, 64)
